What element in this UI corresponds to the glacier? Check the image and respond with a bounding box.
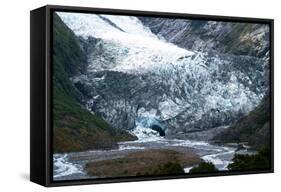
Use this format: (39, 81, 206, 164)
(57, 12, 269, 138)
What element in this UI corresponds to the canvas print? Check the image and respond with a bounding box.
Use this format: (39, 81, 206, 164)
(52, 11, 271, 181)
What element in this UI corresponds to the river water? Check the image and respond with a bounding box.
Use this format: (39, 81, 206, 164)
(53, 135, 253, 181)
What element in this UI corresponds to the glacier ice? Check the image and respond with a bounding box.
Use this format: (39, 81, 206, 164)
(57, 12, 269, 135)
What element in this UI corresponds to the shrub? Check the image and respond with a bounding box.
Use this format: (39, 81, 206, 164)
(228, 147, 270, 171)
(189, 162, 218, 173)
(154, 162, 185, 175)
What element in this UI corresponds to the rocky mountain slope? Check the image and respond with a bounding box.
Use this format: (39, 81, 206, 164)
(138, 17, 269, 58)
(213, 94, 270, 150)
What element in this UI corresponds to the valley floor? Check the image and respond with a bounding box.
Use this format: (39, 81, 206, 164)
(53, 137, 255, 180)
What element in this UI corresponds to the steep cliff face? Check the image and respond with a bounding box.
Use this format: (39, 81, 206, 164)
(138, 17, 270, 58)
(56, 12, 270, 139)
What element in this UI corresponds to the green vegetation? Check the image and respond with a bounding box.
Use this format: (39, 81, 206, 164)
(53, 83, 136, 152)
(153, 162, 184, 175)
(228, 147, 271, 171)
(189, 162, 218, 173)
(53, 13, 136, 153)
(213, 95, 270, 150)
(53, 13, 87, 77)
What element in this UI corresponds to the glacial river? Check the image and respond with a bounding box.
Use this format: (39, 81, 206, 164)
(53, 135, 250, 181)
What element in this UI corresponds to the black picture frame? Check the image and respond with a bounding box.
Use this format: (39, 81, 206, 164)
(30, 4, 274, 187)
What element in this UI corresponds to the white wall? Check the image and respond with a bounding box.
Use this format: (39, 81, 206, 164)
(0, 0, 279, 191)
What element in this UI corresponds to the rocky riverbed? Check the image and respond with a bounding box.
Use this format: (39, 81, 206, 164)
(53, 135, 256, 180)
